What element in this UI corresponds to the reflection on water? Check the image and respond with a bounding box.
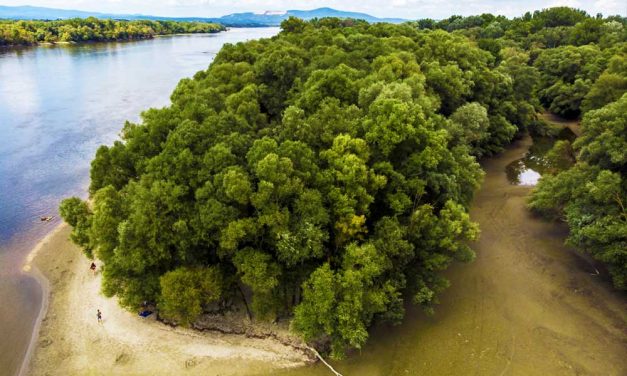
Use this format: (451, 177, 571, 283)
(506, 161, 541, 185)
(506, 127, 576, 186)
(0, 28, 279, 376)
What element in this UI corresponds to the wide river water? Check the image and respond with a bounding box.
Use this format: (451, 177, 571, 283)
(0, 28, 279, 376)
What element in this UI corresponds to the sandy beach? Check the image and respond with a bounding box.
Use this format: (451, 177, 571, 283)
(24, 224, 311, 376)
(18, 134, 627, 376)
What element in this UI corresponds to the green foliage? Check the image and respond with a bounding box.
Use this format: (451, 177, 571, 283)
(530, 7, 588, 29)
(544, 140, 576, 173)
(90, 143, 135, 194)
(0, 18, 225, 46)
(59, 8, 627, 356)
(233, 248, 281, 319)
(448, 102, 490, 155)
(59, 197, 93, 258)
(410, 8, 626, 119)
(452, 17, 627, 291)
(534, 45, 602, 118)
(90, 186, 125, 261)
(530, 95, 627, 289)
(582, 52, 627, 112)
(159, 266, 223, 325)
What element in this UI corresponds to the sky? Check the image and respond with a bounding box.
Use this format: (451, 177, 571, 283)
(1, 0, 625, 19)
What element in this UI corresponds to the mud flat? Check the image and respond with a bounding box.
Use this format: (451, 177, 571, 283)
(278, 135, 627, 376)
(439, 135, 627, 375)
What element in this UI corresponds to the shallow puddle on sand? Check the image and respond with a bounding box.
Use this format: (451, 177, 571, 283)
(505, 127, 576, 186)
(505, 159, 541, 185)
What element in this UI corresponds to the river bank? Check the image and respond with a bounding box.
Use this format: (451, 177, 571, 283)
(539, 112, 582, 136)
(25, 224, 310, 376)
(0, 28, 281, 376)
(1, 31, 225, 49)
(21, 128, 627, 376)
(276, 133, 627, 376)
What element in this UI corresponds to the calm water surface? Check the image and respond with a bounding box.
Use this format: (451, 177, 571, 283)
(505, 127, 576, 186)
(0, 28, 279, 376)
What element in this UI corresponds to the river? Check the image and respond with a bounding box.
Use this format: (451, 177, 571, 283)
(2, 29, 626, 376)
(0, 27, 280, 376)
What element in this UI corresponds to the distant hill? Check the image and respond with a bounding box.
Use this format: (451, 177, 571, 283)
(0, 5, 407, 26)
(221, 8, 406, 25)
(0, 5, 101, 20)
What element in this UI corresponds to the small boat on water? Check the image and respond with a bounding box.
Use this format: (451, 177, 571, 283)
(40, 216, 54, 222)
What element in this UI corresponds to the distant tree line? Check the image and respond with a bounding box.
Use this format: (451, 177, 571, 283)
(411, 7, 626, 119)
(59, 7, 626, 358)
(0, 17, 225, 46)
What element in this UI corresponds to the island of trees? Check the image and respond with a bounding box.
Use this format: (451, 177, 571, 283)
(0, 17, 225, 46)
(59, 7, 626, 358)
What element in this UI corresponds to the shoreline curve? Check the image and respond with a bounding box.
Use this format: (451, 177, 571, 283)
(18, 223, 65, 376)
(23, 223, 312, 376)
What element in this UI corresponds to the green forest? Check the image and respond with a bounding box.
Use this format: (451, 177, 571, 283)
(0, 17, 225, 46)
(59, 7, 626, 358)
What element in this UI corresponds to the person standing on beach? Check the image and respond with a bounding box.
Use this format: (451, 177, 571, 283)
(90, 262, 96, 275)
(97, 309, 102, 324)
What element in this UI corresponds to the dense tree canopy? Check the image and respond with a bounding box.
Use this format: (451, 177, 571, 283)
(0, 17, 224, 46)
(409, 8, 626, 290)
(410, 7, 626, 119)
(59, 7, 626, 357)
(529, 95, 627, 288)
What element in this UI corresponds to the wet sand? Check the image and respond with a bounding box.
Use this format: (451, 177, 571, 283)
(278, 135, 627, 376)
(0, 29, 282, 376)
(429, 135, 626, 375)
(0, 219, 62, 376)
(0, 273, 41, 376)
(25, 225, 309, 376)
(24, 134, 627, 376)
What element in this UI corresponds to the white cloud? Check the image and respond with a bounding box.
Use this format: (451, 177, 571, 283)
(1, 0, 625, 18)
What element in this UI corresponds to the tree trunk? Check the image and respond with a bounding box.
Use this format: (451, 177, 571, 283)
(238, 284, 252, 321)
(306, 346, 344, 376)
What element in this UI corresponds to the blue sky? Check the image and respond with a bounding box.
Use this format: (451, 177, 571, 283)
(1, 0, 625, 18)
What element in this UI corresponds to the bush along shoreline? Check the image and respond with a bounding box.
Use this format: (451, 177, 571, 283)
(59, 7, 626, 359)
(0, 17, 225, 47)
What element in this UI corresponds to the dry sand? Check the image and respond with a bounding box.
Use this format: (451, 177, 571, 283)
(21, 120, 627, 376)
(24, 224, 309, 376)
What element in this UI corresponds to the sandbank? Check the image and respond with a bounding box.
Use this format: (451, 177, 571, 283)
(25, 224, 311, 376)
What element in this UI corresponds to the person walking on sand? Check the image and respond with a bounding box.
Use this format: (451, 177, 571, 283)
(97, 309, 102, 324)
(90, 262, 96, 275)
